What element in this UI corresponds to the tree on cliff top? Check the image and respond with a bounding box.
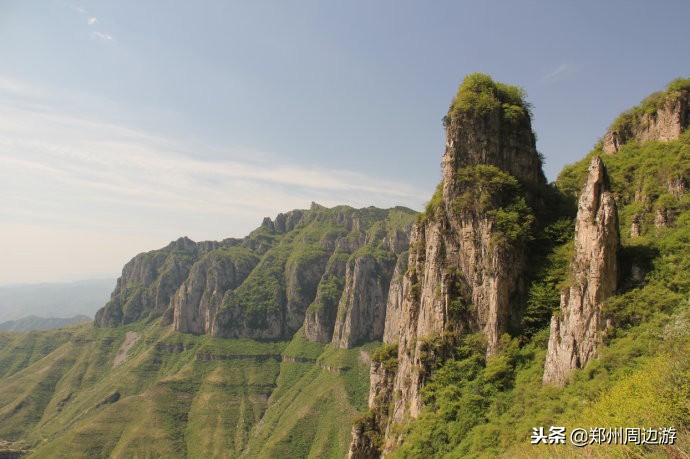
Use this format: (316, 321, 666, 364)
(449, 73, 531, 123)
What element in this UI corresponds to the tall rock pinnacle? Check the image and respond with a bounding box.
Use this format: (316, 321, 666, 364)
(349, 74, 548, 456)
(543, 156, 619, 385)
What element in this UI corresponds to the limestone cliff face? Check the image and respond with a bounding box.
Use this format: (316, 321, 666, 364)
(442, 103, 546, 186)
(172, 247, 259, 334)
(96, 206, 414, 340)
(382, 254, 407, 344)
(350, 75, 548, 456)
(205, 206, 414, 341)
(303, 254, 348, 343)
(94, 237, 232, 327)
(331, 253, 397, 348)
(302, 215, 410, 346)
(543, 157, 619, 385)
(603, 87, 689, 154)
(348, 361, 397, 459)
(390, 92, 545, 420)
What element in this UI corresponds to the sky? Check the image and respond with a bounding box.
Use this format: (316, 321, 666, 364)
(1, 1, 688, 284)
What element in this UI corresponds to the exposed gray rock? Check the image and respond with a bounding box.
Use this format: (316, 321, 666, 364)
(655, 207, 670, 228)
(348, 360, 396, 459)
(603, 90, 688, 154)
(303, 255, 348, 343)
(359, 76, 547, 453)
(331, 253, 396, 348)
(668, 177, 687, 198)
(94, 237, 207, 327)
(172, 247, 259, 334)
(284, 251, 331, 334)
(382, 254, 407, 344)
(543, 157, 619, 386)
(630, 215, 642, 238)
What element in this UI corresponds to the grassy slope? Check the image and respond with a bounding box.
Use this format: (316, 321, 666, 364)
(0, 322, 372, 458)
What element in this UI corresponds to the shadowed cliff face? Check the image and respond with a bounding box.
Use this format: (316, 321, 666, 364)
(350, 74, 548, 457)
(543, 157, 619, 386)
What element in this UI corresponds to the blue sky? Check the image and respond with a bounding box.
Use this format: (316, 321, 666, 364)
(1, 0, 688, 284)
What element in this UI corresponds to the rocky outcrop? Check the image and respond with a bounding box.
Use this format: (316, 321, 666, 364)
(96, 206, 414, 340)
(202, 206, 414, 341)
(331, 253, 397, 348)
(382, 254, 407, 344)
(94, 237, 227, 327)
(348, 360, 396, 458)
(543, 157, 619, 386)
(354, 74, 548, 455)
(630, 215, 642, 238)
(303, 255, 348, 343)
(172, 247, 259, 334)
(603, 85, 689, 154)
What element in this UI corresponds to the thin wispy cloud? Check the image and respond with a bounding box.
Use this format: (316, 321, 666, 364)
(62, 3, 116, 42)
(0, 76, 426, 282)
(0, 76, 424, 237)
(541, 62, 582, 84)
(63, 3, 85, 14)
(90, 31, 114, 42)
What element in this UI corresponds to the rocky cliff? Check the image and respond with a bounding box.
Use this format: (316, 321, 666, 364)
(350, 73, 548, 455)
(172, 246, 259, 334)
(95, 205, 415, 345)
(603, 78, 689, 153)
(94, 237, 238, 327)
(330, 251, 397, 348)
(210, 206, 413, 340)
(543, 157, 619, 385)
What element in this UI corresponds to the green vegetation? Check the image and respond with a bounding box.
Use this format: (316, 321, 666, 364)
(371, 343, 399, 372)
(452, 165, 536, 247)
(392, 118, 690, 458)
(609, 77, 690, 134)
(3, 79, 690, 458)
(422, 181, 444, 220)
(216, 205, 416, 336)
(449, 73, 531, 123)
(0, 321, 373, 458)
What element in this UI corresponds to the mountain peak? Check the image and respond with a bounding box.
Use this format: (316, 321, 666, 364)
(442, 73, 546, 187)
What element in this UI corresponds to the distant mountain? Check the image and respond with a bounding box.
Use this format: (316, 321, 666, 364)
(0, 314, 92, 332)
(0, 279, 115, 322)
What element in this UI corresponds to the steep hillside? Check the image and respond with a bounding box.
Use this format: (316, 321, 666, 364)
(0, 320, 374, 457)
(95, 204, 415, 348)
(355, 77, 690, 458)
(0, 204, 414, 458)
(1, 76, 689, 459)
(350, 72, 564, 456)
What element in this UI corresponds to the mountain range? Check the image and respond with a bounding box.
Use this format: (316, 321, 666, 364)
(0, 74, 688, 458)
